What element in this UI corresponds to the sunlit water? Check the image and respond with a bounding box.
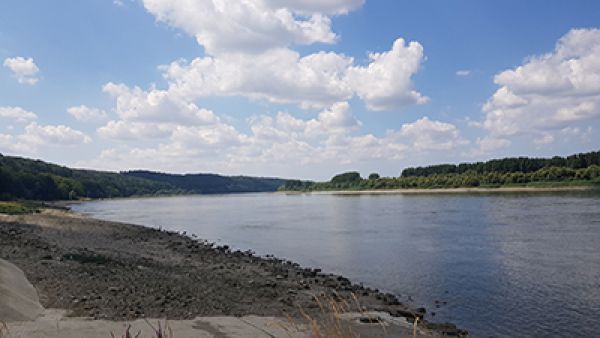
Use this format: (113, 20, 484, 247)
(72, 192, 600, 337)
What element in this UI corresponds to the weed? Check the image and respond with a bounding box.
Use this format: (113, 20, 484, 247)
(110, 320, 173, 338)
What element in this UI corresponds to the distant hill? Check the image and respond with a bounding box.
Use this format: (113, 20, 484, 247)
(123, 170, 286, 194)
(0, 154, 286, 201)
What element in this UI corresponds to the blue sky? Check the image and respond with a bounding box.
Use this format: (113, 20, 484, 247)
(1, 0, 599, 180)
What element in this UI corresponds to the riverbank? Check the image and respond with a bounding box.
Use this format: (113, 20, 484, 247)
(0, 208, 467, 336)
(283, 185, 598, 195)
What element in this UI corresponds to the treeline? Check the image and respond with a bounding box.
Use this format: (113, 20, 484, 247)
(0, 154, 286, 201)
(124, 171, 286, 194)
(401, 151, 600, 177)
(0, 154, 180, 200)
(281, 151, 600, 191)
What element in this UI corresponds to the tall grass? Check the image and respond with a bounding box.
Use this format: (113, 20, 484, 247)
(0, 201, 40, 215)
(0, 321, 8, 338)
(290, 292, 391, 338)
(110, 320, 173, 338)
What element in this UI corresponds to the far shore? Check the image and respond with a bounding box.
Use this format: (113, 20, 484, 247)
(281, 185, 599, 195)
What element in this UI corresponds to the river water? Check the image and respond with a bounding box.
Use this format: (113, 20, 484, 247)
(72, 191, 600, 337)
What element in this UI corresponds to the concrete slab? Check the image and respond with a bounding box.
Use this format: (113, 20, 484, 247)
(4, 309, 310, 338)
(3, 309, 437, 338)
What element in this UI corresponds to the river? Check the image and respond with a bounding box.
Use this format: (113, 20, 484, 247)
(72, 191, 600, 337)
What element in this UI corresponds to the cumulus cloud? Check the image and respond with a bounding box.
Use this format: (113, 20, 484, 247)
(456, 69, 471, 76)
(0, 106, 38, 122)
(263, 0, 364, 15)
(162, 38, 426, 110)
(98, 83, 222, 140)
(67, 105, 108, 122)
(102, 82, 218, 125)
(3, 57, 40, 85)
(97, 120, 174, 140)
(477, 136, 511, 153)
(162, 49, 354, 108)
(143, 0, 343, 55)
(249, 101, 360, 141)
(81, 0, 435, 174)
(397, 117, 468, 151)
(347, 38, 428, 110)
(0, 121, 92, 155)
(0, 133, 36, 154)
(85, 101, 404, 171)
(481, 28, 600, 141)
(140, 0, 426, 110)
(22, 123, 92, 145)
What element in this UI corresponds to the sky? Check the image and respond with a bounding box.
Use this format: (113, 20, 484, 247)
(1, 0, 599, 180)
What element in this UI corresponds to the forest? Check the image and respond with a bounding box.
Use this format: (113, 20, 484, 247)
(0, 154, 285, 201)
(281, 151, 600, 191)
(124, 171, 286, 194)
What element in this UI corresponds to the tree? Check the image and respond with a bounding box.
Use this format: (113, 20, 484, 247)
(331, 172, 362, 184)
(368, 173, 380, 180)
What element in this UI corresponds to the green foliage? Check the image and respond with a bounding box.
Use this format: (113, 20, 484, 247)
(0, 201, 41, 214)
(0, 154, 287, 201)
(331, 172, 362, 183)
(123, 170, 286, 194)
(368, 173, 380, 180)
(279, 179, 314, 191)
(281, 151, 600, 192)
(401, 151, 600, 177)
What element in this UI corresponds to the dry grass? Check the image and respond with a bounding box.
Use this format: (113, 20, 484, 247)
(288, 292, 390, 338)
(0, 321, 8, 338)
(412, 317, 419, 338)
(110, 319, 173, 338)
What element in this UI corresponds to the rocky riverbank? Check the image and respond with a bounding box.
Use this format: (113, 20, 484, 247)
(0, 208, 467, 336)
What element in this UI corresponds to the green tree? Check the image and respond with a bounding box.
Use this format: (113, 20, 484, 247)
(368, 173, 380, 180)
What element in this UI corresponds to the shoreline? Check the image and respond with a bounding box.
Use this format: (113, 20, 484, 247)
(0, 208, 467, 336)
(282, 185, 598, 195)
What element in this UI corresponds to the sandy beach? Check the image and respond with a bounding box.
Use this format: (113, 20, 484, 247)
(0, 208, 467, 337)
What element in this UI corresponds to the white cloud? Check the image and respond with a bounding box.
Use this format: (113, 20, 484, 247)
(67, 105, 108, 122)
(0, 133, 36, 154)
(0, 106, 38, 122)
(98, 83, 222, 140)
(83, 97, 473, 177)
(162, 49, 354, 108)
(398, 117, 468, 151)
(533, 133, 554, 145)
(102, 82, 218, 125)
(143, 0, 345, 55)
(347, 38, 428, 111)
(97, 120, 174, 140)
(3, 57, 40, 85)
(462, 136, 511, 158)
(456, 69, 471, 76)
(21, 123, 92, 145)
(262, 0, 364, 15)
(79, 0, 436, 175)
(162, 38, 426, 110)
(141, 0, 426, 110)
(481, 28, 600, 139)
(83, 101, 416, 173)
(476, 136, 511, 153)
(249, 101, 360, 140)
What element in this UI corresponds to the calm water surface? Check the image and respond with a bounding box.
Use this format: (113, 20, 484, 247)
(73, 192, 600, 337)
